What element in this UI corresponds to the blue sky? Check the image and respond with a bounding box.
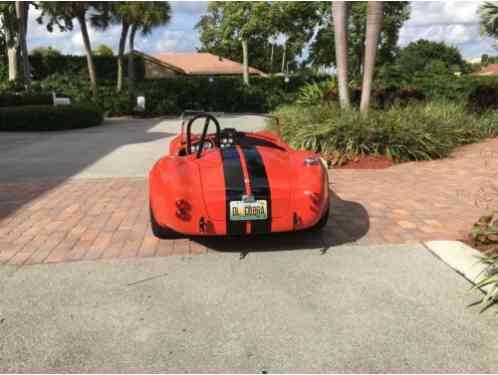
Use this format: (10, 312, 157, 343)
(27, 1, 497, 62)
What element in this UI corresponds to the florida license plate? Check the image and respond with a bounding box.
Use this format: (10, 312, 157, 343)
(229, 200, 267, 221)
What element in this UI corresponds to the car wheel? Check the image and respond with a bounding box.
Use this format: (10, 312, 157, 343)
(312, 205, 330, 231)
(150, 204, 179, 239)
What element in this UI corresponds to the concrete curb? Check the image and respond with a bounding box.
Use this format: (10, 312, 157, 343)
(424, 240, 490, 293)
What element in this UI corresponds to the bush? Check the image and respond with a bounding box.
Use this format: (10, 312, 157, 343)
(467, 82, 498, 113)
(0, 105, 103, 131)
(296, 79, 425, 109)
(22, 74, 321, 116)
(271, 101, 498, 165)
(474, 248, 498, 312)
(0, 93, 52, 107)
(28, 54, 145, 81)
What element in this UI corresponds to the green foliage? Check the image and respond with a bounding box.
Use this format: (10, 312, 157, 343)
(470, 212, 498, 247)
(197, 1, 316, 73)
(20, 73, 322, 115)
(396, 39, 469, 75)
(474, 249, 498, 312)
(93, 44, 113, 56)
(26, 54, 145, 81)
(31, 46, 62, 57)
(479, 2, 498, 39)
(296, 78, 424, 109)
(272, 101, 498, 165)
(0, 104, 103, 131)
(296, 79, 337, 106)
(471, 209, 498, 312)
(467, 81, 498, 113)
(0, 93, 52, 107)
(308, 2, 411, 77)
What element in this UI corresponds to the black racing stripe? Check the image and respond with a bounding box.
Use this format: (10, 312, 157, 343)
(241, 147, 272, 234)
(220, 147, 246, 235)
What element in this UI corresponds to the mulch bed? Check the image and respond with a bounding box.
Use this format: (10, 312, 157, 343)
(332, 155, 395, 170)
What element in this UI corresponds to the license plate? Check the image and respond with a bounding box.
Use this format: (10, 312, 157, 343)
(229, 200, 267, 221)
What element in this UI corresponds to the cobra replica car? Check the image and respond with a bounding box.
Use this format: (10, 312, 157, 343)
(149, 112, 329, 238)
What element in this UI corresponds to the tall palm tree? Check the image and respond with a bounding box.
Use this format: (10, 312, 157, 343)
(127, 2, 171, 89)
(360, 1, 383, 113)
(0, 2, 19, 81)
(15, 1, 30, 87)
(38, 2, 104, 97)
(479, 2, 498, 43)
(92, 2, 134, 93)
(332, 1, 351, 109)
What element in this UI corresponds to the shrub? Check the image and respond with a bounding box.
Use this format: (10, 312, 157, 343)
(474, 247, 498, 312)
(0, 93, 52, 107)
(471, 209, 498, 312)
(296, 79, 425, 109)
(28, 54, 145, 81)
(271, 101, 497, 165)
(467, 82, 498, 113)
(22, 74, 321, 116)
(0, 105, 103, 131)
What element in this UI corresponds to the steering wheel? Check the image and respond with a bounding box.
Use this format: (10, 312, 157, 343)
(186, 113, 221, 158)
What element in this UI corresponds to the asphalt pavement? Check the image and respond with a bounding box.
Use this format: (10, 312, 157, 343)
(0, 114, 268, 181)
(1, 244, 496, 372)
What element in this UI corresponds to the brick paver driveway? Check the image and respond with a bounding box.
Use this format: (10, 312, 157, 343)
(0, 116, 497, 266)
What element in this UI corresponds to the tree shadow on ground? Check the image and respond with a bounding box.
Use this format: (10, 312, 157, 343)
(192, 189, 370, 256)
(0, 117, 172, 222)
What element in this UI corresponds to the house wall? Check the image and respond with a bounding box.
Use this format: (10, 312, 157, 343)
(144, 60, 180, 79)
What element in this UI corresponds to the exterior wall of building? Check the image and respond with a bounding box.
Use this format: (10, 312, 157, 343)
(144, 60, 180, 79)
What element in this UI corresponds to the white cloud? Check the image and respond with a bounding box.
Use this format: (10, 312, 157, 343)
(21, 1, 498, 60)
(399, 1, 497, 59)
(405, 2, 481, 27)
(170, 1, 208, 16)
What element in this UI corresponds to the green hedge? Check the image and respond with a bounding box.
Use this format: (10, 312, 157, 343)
(0, 93, 52, 107)
(29, 54, 145, 81)
(22, 74, 326, 116)
(0, 104, 104, 131)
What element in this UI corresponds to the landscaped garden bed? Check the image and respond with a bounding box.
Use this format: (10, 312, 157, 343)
(0, 104, 103, 131)
(271, 101, 498, 167)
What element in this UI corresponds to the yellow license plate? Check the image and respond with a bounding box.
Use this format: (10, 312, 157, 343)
(230, 200, 267, 221)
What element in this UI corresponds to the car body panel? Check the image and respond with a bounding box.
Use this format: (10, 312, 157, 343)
(149, 126, 329, 236)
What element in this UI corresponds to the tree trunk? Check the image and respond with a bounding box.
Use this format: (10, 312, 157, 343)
(270, 43, 274, 73)
(360, 1, 383, 114)
(128, 25, 137, 91)
(332, 1, 351, 109)
(77, 14, 97, 97)
(15, 1, 30, 88)
(242, 38, 249, 86)
(116, 21, 130, 93)
(4, 7, 19, 82)
(7, 47, 19, 81)
(281, 40, 286, 73)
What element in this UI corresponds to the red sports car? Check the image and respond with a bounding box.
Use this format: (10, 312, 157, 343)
(149, 112, 329, 238)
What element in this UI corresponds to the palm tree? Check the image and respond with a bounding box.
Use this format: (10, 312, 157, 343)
(360, 1, 383, 113)
(479, 2, 498, 43)
(0, 2, 19, 81)
(92, 2, 135, 93)
(38, 2, 103, 97)
(127, 2, 171, 89)
(15, 1, 30, 87)
(332, 1, 351, 109)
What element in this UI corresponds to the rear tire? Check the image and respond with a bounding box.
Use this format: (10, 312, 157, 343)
(312, 205, 330, 231)
(150, 204, 179, 239)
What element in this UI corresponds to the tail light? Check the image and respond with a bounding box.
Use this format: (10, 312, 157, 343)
(303, 156, 320, 166)
(175, 199, 191, 219)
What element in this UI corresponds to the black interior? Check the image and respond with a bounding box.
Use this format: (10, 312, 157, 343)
(181, 113, 285, 157)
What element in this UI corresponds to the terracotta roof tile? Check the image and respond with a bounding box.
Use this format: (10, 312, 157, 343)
(477, 63, 498, 76)
(150, 52, 265, 76)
